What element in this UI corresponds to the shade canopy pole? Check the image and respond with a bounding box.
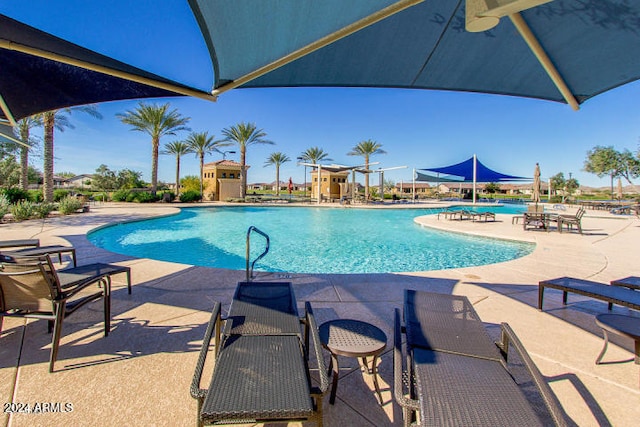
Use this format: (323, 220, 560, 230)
(0, 39, 219, 104)
(0, 94, 17, 126)
(508, 13, 580, 111)
(212, 0, 424, 97)
(472, 154, 477, 204)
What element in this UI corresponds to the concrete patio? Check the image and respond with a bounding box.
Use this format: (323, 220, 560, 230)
(1, 202, 638, 426)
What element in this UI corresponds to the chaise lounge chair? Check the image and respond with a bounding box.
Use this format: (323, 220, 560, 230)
(394, 291, 568, 426)
(191, 282, 328, 426)
(0, 254, 111, 372)
(557, 207, 586, 234)
(0, 239, 77, 267)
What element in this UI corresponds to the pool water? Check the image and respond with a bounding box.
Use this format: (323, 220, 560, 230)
(88, 206, 533, 274)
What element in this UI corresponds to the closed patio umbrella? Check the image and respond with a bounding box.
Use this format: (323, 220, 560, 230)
(532, 163, 541, 205)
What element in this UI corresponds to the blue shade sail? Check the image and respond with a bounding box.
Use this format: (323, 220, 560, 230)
(419, 157, 528, 182)
(190, 0, 640, 106)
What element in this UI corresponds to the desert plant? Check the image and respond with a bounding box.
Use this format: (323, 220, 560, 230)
(0, 194, 9, 220)
(1, 188, 29, 204)
(34, 202, 56, 219)
(28, 189, 44, 203)
(111, 189, 130, 202)
(179, 190, 201, 203)
(10, 200, 35, 221)
(53, 189, 70, 202)
(58, 196, 83, 215)
(132, 192, 159, 203)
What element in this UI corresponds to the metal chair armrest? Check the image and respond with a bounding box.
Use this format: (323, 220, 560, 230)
(190, 302, 222, 401)
(497, 323, 569, 427)
(305, 301, 329, 394)
(394, 309, 420, 415)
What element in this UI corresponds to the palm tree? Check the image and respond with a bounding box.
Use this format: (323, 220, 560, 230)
(347, 139, 386, 199)
(16, 117, 41, 191)
(186, 131, 230, 200)
(117, 102, 190, 195)
(161, 141, 193, 198)
(40, 106, 102, 202)
(298, 146, 332, 164)
(264, 152, 291, 196)
(221, 122, 273, 198)
(298, 147, 332, 197)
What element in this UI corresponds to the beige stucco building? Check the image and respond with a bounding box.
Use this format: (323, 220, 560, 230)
(202, 160, 245, 201)
(309, 168, 351, 201)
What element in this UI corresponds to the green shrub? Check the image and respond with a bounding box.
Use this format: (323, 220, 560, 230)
(132, 192, 159, 203)
(125, 192, 137, 202)
(93, 192, 109, 202)
(179, 190, 201, 203)
(10, 200, 35, 221)
(111, 189, 130, 202)
(1, 188, 29, 204)
(58, 196, 83, 215)
(28, 190, 43, 203)
(53, 189, 70, 202)
(34, 202, 56, 219)
(0, 194, 9, 220)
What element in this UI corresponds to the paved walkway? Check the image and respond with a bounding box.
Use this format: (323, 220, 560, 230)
(1, 203, 639, 426)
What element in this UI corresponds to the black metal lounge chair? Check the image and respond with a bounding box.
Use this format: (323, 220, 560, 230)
(0, 238, 77, 266)
(539, 277, 640, 312)
(191, 282, 328, 426)
(394, 291, 568, 427)
(0, 254, 111, 372)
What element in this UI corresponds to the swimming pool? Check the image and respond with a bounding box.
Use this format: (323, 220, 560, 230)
(88, 205, 533, 274)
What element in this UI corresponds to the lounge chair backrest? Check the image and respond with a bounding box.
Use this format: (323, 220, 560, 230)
(0, 255, 60, 313)
(527, 204, 544, 213)
(576, 207, 586, 220)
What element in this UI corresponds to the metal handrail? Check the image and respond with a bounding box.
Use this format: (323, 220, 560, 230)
(245, 226, 270, 282)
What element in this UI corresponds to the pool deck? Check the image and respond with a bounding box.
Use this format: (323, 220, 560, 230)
(1, 202, 639, 426)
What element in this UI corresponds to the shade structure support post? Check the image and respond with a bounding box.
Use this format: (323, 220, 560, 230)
(211, 0, 424, 97)
(508, 13, 580, 111)
(412, 168, 416, 204)
(473, 154, 477, 204)
(0, 39, 219, 104)
(379, 171, 384, 201)
(0, 94, 17, 126)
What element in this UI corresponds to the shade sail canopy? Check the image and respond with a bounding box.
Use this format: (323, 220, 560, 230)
(419, 157, 528, 182)
(0, 14, 215, 124)
(414, 171, 464, 183)
(191, 0, 640, 108)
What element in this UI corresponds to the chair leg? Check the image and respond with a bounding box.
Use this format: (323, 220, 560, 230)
(103, 278, 111, 337)
(49, 303, 65, 373)
(595, 329, 609, 365)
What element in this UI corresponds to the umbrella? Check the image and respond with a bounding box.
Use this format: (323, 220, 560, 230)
(0, 14, 215, 125)
(532, 163, 541, 205)
(288, 177, 293, 194)
(190, 0, 640, 110)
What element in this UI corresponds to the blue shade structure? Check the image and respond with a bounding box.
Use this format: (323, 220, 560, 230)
(0, 14, 216, 125)
(190, 0, 640, 110)
(418, 156, 529, 183)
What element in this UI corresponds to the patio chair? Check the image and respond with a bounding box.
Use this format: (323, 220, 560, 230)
(0, 254, 110, 372)
(0, 239, 77, 266)
(557, 207, 585, 234)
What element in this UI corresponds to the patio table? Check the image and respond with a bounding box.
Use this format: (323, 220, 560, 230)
(56, 263, 132, 294)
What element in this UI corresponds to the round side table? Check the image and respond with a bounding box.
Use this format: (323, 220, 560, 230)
(318, 319, 387, 405)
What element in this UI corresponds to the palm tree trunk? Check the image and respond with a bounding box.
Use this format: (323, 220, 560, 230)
(275, 166, 280, 196)
(175, 155, 181, 197)
(364, 157, 370, 200)
(151, 136, 159, 195)
(199, 154, 204, 201)
(19, 124, 30, 190)
(43, 112, 55, 203)
(240, 149, 247, 199)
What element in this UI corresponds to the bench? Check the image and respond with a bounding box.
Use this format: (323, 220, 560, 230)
(538, 277, 640, 312)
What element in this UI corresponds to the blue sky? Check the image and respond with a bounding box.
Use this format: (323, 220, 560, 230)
(2, 1, 639, 188)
